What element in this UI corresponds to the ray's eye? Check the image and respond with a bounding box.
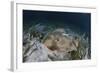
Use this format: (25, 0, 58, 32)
(56, 38, 59, 41)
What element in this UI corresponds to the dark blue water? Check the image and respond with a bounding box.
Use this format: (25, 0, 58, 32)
(23, 10, 91, 37)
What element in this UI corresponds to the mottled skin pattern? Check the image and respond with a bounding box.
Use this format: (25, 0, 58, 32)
(43, 29, 79, 60)
(43, 29, 78, 52)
